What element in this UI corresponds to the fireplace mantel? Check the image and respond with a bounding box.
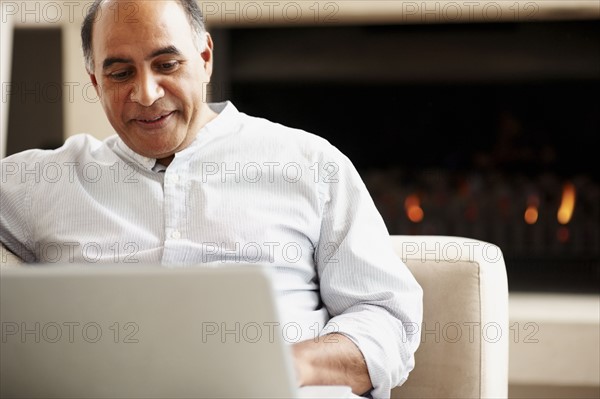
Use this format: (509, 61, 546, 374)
(203, 0, 600, 27)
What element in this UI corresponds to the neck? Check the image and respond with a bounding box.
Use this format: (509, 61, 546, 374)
(155, 105, 219, 167)
(156, 155, 175, 167)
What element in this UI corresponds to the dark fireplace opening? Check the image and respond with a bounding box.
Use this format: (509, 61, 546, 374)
(216, 20, 600, 294)
(232, 81, 599, 294)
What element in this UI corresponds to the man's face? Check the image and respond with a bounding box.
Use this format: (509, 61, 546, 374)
(89, 0, 214, 162)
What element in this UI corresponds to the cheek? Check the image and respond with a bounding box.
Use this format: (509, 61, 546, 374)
(100, 86, 128, 119)
(169, 73, 203, 103)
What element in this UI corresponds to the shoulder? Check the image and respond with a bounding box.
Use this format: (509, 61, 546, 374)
(1, 133, 107, 165)
(236, 109, 349, 162)
(1, 133, 120, 191)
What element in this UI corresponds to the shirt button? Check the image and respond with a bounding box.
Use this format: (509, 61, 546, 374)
(171, 230, 181, 239)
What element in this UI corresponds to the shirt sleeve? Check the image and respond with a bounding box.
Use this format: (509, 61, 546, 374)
(314, 146, 423, 399)
(0, 152, 37, 262)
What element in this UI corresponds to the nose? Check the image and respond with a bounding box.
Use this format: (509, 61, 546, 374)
(129, 71, 164, 106)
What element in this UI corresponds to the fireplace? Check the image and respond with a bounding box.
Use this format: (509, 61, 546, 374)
(211, 20, 600, 293)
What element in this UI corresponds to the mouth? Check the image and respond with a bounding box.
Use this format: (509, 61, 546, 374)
(134, 111, 175, 128)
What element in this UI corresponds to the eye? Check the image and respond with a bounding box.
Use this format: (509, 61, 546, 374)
(156, 60, 180, 72)
(108, 69, 132, 82)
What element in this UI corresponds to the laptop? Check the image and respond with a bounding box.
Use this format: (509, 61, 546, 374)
(0, 264, 353, 398)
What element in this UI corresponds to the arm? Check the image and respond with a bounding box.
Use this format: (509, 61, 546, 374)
(310, 147, 423, 399)
(293, 333, 372, 396)
(1, 155, 36, 263)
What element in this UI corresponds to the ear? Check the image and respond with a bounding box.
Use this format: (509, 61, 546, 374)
(201, 33, 214, 78)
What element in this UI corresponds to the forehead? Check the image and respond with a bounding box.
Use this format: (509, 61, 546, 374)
(92, 0, 193, 57)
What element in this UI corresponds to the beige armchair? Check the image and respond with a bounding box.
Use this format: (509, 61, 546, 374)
(0, 244, 22, 266)
(390, 235, 509, 399)
(1, 236, 508, 398)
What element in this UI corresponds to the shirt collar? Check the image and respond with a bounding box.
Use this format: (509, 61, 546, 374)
(115, 101, 240, 172)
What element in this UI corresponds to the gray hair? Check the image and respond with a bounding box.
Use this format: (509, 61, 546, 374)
(81, 0, 207, 73)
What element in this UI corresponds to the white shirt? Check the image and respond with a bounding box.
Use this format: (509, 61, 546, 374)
(0, 101, 423, 399)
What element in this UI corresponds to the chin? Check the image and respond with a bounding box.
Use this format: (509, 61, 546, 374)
(135, 139, 178, 156)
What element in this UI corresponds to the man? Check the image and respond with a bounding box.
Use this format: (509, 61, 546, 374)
(0, 1, 422, 398)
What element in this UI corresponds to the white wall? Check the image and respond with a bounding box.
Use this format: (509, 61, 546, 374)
(62, 13, 114, 140)
(1, 3, 14, 158)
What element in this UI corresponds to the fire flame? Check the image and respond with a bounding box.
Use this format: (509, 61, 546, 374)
(524, 194, 539, 225)
(524, 206, 538, 224)
(405, 194, 424, 223)
(557, 182, 576, 225)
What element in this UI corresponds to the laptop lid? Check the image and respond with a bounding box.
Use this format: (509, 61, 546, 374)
(0, 264, 299, 398)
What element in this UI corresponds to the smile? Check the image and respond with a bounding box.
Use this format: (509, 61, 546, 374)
(134, 111, 175, 128)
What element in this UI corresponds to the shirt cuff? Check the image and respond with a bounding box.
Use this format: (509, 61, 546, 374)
(321, 306, 417, 399)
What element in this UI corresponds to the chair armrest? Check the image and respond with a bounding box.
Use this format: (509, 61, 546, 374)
(390, 235, 509, 399)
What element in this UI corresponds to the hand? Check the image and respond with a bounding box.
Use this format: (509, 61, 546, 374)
(292, 333, 372, 396)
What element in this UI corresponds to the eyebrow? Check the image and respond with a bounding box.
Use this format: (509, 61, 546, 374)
(150, 46, 182, 58)
(103, 57, 132, 70)
(102, 46, 182, 70)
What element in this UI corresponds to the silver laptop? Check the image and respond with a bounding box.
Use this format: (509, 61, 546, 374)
(0, 264, 353, 399)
